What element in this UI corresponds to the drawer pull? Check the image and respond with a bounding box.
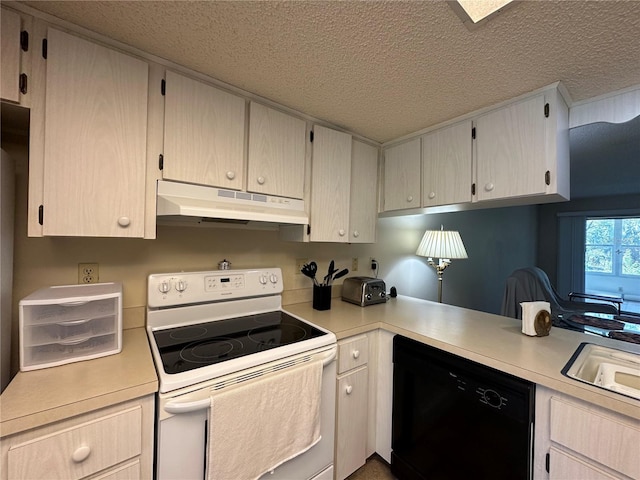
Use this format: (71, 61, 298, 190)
(352, 350, 360, 359)
(72, 445, 91, 463)
(345, 385, 353, 395)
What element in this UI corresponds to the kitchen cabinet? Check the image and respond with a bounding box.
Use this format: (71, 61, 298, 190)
(349, 140, 379, 243)
(29, 27, 149, 237)
(382, 137, 421, 211)
(474, 87, 569, 203)
(247, 102, 306, 199)
(335, 335, 369, 480)
(535, 386, 640, 480)
(421, 120, 472, 207)
(1, 8, 25, 104)
(162, 70, 246, 190)
(309, 125, 352, 242)
(0, 395, 154, 480)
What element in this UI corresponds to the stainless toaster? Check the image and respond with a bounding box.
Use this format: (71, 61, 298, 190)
(341, 276, 387, 307)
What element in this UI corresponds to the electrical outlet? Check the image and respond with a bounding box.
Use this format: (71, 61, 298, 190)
(370, 257, 378, 270)
(78, 263, 99, 284)
(352, 257, 359, 272)
(296, 258, 309, 273)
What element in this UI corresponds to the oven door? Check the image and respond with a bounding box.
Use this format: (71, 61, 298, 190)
(156, 345, 337, 480)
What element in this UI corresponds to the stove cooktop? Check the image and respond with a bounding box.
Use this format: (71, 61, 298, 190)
(153, 311, 327, 374)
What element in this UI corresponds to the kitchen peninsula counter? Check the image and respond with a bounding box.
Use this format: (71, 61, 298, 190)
(0, 327, 158, 437)
(284, 295, 640, 420)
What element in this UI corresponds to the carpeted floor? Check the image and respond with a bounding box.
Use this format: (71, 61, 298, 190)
(346, 455, 397, 480)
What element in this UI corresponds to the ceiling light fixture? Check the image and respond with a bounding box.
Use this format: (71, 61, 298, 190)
(448, 0, 515, 30)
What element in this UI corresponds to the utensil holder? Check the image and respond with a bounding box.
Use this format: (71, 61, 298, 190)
(313, 285, 332, 311)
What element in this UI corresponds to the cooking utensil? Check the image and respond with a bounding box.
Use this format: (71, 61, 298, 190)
(323, 260, 338, 285)
(331, 268, 349, 284)
(301, 262, 319, 286)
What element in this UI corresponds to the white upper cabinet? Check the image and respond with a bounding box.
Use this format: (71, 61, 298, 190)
(162, 70, 246, 190)
(40, 28, 148, 237)
(383, 138, 421, 211)
(247, 102, 306, 199)
(1, 8, 22, 103)
(474, 88, 569, 202)
(422, 120, 472, 207)
(310, 125, 352, 242)
(349, 140, 378, 243)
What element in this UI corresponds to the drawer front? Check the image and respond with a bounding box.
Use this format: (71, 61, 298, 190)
(8, 407, 141, 480)
(337, 335, 368, 374)
(549, 447, 620, 480)
(550, 397, 640, 479)
(89, 460, 141, 480)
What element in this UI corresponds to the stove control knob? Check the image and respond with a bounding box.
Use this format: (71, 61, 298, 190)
(366, 293, 372, 301)
(269, 274, 279, 284)
(259, 274, 268, 285)
(158, 281, 171, 294)
(175, 280, 187, 293)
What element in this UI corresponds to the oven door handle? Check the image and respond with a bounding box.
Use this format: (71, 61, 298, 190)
(322, 347, 337, 366)
(164, 398, 212, 414)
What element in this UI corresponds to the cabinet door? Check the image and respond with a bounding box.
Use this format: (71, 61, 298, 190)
(310, 125, 352, 242)
(248, 102, 306, 199)
(163, 70, 245, 190)
(1, 8, 21, 103)
(349, 140, 378, 243)
(383, 138, 421, 211)
(475, 94, 547, 201)
(422, 120, 472, 207)
(335, 367, 368, 480)
(42, 29, 148, 237)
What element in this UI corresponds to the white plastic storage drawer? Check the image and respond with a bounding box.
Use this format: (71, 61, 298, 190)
(19, 283, 122, 371)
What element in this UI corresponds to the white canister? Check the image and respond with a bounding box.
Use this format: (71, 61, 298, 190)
(520, 301, 551, 336)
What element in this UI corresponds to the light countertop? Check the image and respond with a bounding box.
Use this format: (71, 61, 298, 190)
(285, 295, 640, 420)
(0, 327, 158, 437)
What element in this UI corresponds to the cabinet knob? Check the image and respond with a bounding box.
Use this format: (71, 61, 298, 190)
(117, 216, 130, 227)
(338, 229, 346, 236)
(72, 445, 91, 463)
(257, 176, 266, 185)
(345, 385, 353, 395)
(484, 183, 494, 192)
(353, 230, 360, 238)
(352, 350, 360, 359)
(428, 191, 436, 199)
(406, 195, 413, 202)
(226, 171, 236, 180)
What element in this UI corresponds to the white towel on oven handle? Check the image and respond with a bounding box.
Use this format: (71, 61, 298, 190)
(207, 359, 323, 480)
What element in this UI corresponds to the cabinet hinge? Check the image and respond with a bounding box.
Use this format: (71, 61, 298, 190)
(472, 127, 476, 139)
(19, 73, 27, 94)
(42, 38, 47, 59)
(545, 452, 550, 473)
(307, 225, 311, 235)
(545, 170, 551, 185)
(309, 131, 314, 143)
(20, 30, 29, 52)
(161, 79, 166, 96)
(544, 103, 550, 118)
(38, 205, 44, 225)
(471, 183, 476, 195)
(159, 154, 164, 170)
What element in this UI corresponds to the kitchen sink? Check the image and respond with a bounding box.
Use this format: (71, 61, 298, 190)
(562, 343, 640, 400)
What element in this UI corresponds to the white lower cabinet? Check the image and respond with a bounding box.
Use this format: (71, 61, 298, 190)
(1, 395, 154, 480)
(535, 386, 640, 480)
(335, 335, 369, 480)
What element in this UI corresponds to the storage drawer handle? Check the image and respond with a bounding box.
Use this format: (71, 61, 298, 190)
(57, 318, 91, 326)
(58, 336, 91, 346)
(352, 350, 360, 359)
(60, 301, 90, 307)
(72, 445, 91, 463)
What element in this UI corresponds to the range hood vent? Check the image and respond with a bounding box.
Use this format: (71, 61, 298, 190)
(156, 180, 309, 226)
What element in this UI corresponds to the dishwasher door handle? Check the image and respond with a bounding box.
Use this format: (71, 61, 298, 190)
(165, 398, 211, 414)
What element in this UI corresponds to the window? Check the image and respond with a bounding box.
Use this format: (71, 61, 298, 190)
(585, 217, 640, 276)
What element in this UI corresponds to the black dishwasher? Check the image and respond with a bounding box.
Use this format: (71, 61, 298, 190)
(391, 335, 535, 480)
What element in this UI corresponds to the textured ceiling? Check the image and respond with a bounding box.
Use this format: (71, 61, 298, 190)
(14, 0, 640, 143)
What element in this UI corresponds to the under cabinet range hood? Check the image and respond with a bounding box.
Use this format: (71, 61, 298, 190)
(156, 180, 309, 226)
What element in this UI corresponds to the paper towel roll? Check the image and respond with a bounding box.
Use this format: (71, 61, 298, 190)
(520, 301, 551, 336)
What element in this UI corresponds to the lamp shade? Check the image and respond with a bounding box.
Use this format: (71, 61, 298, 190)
(416, 229, 468, 259)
